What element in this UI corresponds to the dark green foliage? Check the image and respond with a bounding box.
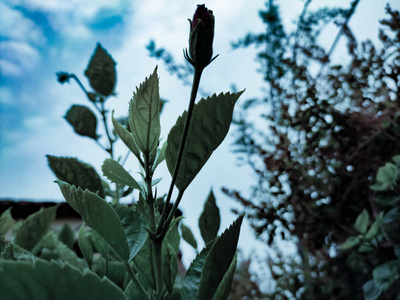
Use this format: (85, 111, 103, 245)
(64, 105, 98, 140)
(47, 155, 105, 198)
(57, 223, 75, 249)
(199, 189, 220, 244)
(84, 43, 116, 96)
(0, 208, 14, 236)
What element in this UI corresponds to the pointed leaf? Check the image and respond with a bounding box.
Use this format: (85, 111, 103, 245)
(365, 212, 384, 240)
(58, 181, 129, 262)
(2, 243, 36, 262)
(181, 223, 197, 249)
(64, 105, 97, 140)
(91, 230, 109, 258)
(372, 260, 400, 291)
(0, 207, 14, 236)
(362, 279, 382, 300)
(154, 140, 167, 170)
(47, 155, 104, 198)
(112, 203, 148, 261)
(102, 158, 141, 190)
(0, 260, 125, 300)
(57, 222, 75, 249)
(354, 209, 369, 234)
(163, 242, 178, 293)
(78, 223, 94, 266)
(84, 43, 116, 96)
(341, 236, 360, 250)
(14, 205, 58, 252)
(129, 67, 161, 156)
(183, 240, 215, 299)
(133, 237, 155, 289)
(211, 253, 237, 300)
(166, 91, 244, 191)
(112, 111, 142, 162)
(199, 190, 220, 244)
(198, 214, 244, 300)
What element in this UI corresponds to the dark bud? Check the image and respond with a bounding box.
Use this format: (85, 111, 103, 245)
(56, 72, 71, 84)
(186, 4, 215, 69)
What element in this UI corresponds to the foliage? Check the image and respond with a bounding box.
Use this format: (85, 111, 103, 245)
(223, 1, 400, 299)
(0, 5, 244, 300)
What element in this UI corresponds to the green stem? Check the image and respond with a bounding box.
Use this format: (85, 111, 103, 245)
(156, 67, 204, 236)
(124, 261, 151, 300)
(159, 190, 184, 239)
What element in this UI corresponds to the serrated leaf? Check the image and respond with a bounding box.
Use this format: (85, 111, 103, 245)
(198, 214, 244, 300)
(354, 209, 369, 234)
(58, 181, 129, 263)
(112, 111, 142, 162)
(102, 158, 141, 190)
(181, 223, 197, 249)
(341, 236, 360, 250)
(64, 105, 97, 140)
(58, 222, 75, 249)
(14, 205, 58, 252)
(0, 260, 125, 300)
(365, 212, 384, 240)
(211, 252, 237, 300)
(84, 43, 116, 96)
(78, 223, 94, 266)
(183, 240, 215, 299)
(47, 155, 104, 198)
(40, 232, 87, 272)
(372, 260, 400, 291)
(0, 207, 14, 236)
(129, 67, 161, 157)
(91, 230, 109, 258)
(166, 91, 244, 191)
(112, 203, 148, 261)
(199, 190, 220, 244)
(2, 243, 36, 262)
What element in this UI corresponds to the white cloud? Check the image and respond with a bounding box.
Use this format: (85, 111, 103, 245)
(0, 41, 41, 76)
(0, 60, 22, 77)
(0, 3, 46, 45)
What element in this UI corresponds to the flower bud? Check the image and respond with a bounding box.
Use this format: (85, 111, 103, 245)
(186, 4, 215, 68)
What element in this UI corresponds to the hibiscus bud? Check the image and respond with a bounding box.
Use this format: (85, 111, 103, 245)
(186, 4, 215, 68)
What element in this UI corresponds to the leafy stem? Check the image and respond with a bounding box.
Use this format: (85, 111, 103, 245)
(156, 66, 204, 237)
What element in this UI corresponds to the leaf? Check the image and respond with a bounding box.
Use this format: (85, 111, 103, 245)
(47, 155, 105, 198)
(84, 43, 116, 96)
(39, 232, 87, 272)
(102, 158, 141, 190)
(133, 237, 155, 289)
(211, 252, 237, 300)
(2, 243, 36, 262)
(341, 236, 360, 250)
(198, 214, 244, 300)
(372, 260, 400, 291)
(382, 206, 400, 224)
(57, 222, 75, 249)
(129, 67, 161, 157)
(199, 190, 220, 244)
(112, 111, 142, 162)
(362, 279, 382, 300)
(354, 209, 369, 234)
(365, 212, 384, 240)
(153, 140, 167, 170)
(166, 91, 244, 191)
(163, 242, 178, 293)
(64, 105, 97, 140)
(0, 259, 125, 300)
(14, 205, 58, 252)
(370, 162, 399, 191)
(183, 241, 214, 299)
(0, 207, 14, 236)
(392, 155, 400, 163)
(58, 181, 129, 263)
(78, 223, 94, 266)
(112, 203, 148, 261)
(181, 223, 197, 249)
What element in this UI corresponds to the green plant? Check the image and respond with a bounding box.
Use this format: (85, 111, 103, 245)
(0, 5, 244, 300)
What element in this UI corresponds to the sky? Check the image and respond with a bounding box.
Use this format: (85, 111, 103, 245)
(1, 0, 399, 278)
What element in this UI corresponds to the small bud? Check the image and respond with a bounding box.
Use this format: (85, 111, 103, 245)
(56, 72, 71, 84)
(186, 4, 215, 69)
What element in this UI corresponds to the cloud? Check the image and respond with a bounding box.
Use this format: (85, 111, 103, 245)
(0, 41, 41, 76)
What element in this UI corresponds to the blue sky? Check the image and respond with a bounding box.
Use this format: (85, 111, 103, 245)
(1, 0, 399, 272)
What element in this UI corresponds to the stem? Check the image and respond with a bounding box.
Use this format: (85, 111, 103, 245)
(156, 67, 204, 236)
(159, 190, 184, 238)
(124, 261, 151, 300)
